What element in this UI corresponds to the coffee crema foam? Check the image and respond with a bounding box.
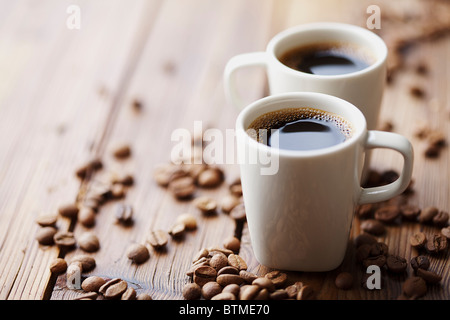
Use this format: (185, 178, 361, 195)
(247, 107, 353, 145)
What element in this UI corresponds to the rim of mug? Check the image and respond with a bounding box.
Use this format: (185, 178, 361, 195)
(236, 92, 367, 158)
(267, 22, 388, 79)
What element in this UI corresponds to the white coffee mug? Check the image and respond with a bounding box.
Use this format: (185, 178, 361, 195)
(225, 22, 387, 132)
(236, 92, 413, 272)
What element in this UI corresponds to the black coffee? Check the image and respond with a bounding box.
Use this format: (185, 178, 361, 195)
(247, 108, 352, 151)
(279, 43, 373, 75)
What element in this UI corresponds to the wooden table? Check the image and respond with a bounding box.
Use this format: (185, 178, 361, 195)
(0, 0, 448, 300)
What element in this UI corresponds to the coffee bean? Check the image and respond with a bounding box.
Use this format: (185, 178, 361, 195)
(239, 270, 258, 284)
(121, 287, 137, 300)
(363, 255, 386, 268)
(112, 144, 131, 159)
(223, 236, 240, 253)
(187, 257, 210, 277)
(49, 258, 67, 274)
(110, 184, 126, 199)
(442, 226, 450, 239)
(418, 206, 439, 224)
(202, 281, 223, 300)
(254, 288, 270, 300)
(425, 234, 448, 254)
(53, 231, 76, 248)
(416, 268, 442, 284)
(192, 248, 209, 263)
(193, 196, 217, 214)
(211, 292, 236, 300)
(136, 293, 153, 300)
(220, 195, 241, 214)
(126, 243, 150, 264)
(99, 278, 121, 294)
(296, 285, 314, 300)
(78, 232, 100, 252)
(230, 203, 246, 222)
(168, 176, 196, 199)
(82, 276, 106, 292)
(354, 233, 378, 248)
(285, 282, 304, 299)
(222, 283, 240, 297)
(270, 289, 289, 300)
(410, 232, 427, 249)
(374, 205, 400, 223)
(182, 283, 202, 300)
(229, 180, 243, 197)
(104, 279, 128, 299)
(360, 219, 385, 235)
(153, 164, 189, 187)
(400, 204, 421, 220)
(193, 266, 217, 287)
(432, 211, 449, 227)
(112, 173, 134, 186)
(73, 292, 98, 300)
(36, 214, 58, 227)
(71, 255, 96, 272)
(335, 272, 353, 290)
(252, 277, 275, 292)
(208, 246, 234, 256)
(228, 254, 247, 271)
(36, 226, 57, 245)
(410, 255, 430, 271)
(78, 207, 96, 228)
(115, 203, 133, 225)
(176, 213, 197, 230)
(370, 242, 389, 256)
(210, 252, 228, 270)
(386, 255, 407, 273)
(402, 276, 427, 299)
(265, 270, 287, 288)
(356, 203, 375, 219)
(217, 274, 244, 287)
(240, 285, 261, 300)
(217, 266, 239, 276)
(197, 167, 224, 188)
(58, 203, 79, 219)
(169, 222, 185, 238)
(147, 230, 168, 249)
(75, 158, 103, 179)
(356, 244, 372, 262)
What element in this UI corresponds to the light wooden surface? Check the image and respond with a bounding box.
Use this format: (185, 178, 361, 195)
(0, 0, 448, 300)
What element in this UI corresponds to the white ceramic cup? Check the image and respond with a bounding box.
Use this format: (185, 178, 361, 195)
(236, 92, 413, 272)
(225, 22, 387, 132)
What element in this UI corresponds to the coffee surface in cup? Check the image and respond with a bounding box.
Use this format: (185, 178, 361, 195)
(279, 42, 374, 75)
(247, 108, 352, 151)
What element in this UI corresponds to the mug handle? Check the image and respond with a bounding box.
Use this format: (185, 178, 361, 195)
(223, 52, 267, 110)
(358, 130, 414, 205)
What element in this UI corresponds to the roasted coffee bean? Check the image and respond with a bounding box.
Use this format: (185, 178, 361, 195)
(169, 223, 185, 238)
(418, 206, 439, 224)
(36, 214, 58, 227)
(99, 278, 121, 294)
(360, 219, 385, 235)
(73, 292, 98, 300)
(425, 234, 448, 254)
(370, 242, 389, 256)
(202, 281, 223, 300)
(253, 277, 275, 292)
(82, 276, 106, 292)
(136, 293, 153, 300)
(112, 173, 134, 186)
(220, 195, 241, 214)
(78, 207, 96, 228)
(78, 232, 100, 252)
(153, 164, 189, 187)
(432, 211, 449, 227)
(193, 266, 217, 287)
(386, 255, 407, 273)
(186, 257, 210, 277)
(53, 231, 76, 248)
(168, 176, 196, 199)
(104, 279, 128, 299)
(240, 285, 261, 300)
(192, 248, 209, 263)
(211, 292, 236, 300)
(229, 179, 243, 197)
(58, 203, 79, 219)
(400, 204, 421, 220)
(115, 204, 133, 225)
(402, 276, 427, 299)
(228, 254, 247, 271)
(335, 272, 353, 290)
(197, 167, 224, 188)
(126, 243, 150, 264)
(223, 236, 240, 253)
(110, 184, 126, 199)
(416, 268, 442, 284)
(209, 252, 227, 270)
(363, 255, 386, 268)
(410, 232, 427, 249)
(410, 255, 430, 271)
(176, 213, 197, 230)
(374, 205, 400, 223)
(208, 246, 234, 256)
(71, 255, 96, 272)
(356, 244, 372, 262)
(239, 270, 258, 284)
(297, 285, 314, 300)
(36, 226, 57, 245)
(147, 230, 168, 249)
(356, 204, 375, 219)
(354, 233, 378, 248)
(222, 283, 240, 297)
(75, 159, 102, 179)
(121, 287, 137, 300)
(182, 283, 202, 300)
(285, 282, 304, 299)
(112, 144, 131, 159)
(270, 289, 289, 300)
(49, 258, 67, 274)
(254, 288, 270, 300)
(217, 266, 239, 276)
(193, 196, 217, 214)
(442, 226, 450, 239)
(230, 203, 246, 222)
(265, 270, 287, 288)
